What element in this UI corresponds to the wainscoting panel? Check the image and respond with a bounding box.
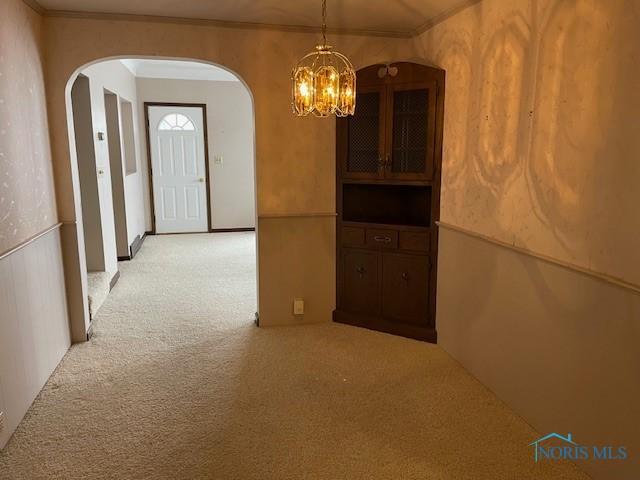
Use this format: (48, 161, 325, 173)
(0, 226, 71, 449)
(436, 226, 640, 480)
(257, 215, 336, 326)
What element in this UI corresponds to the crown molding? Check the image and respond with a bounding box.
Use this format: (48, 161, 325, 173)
(22, 0, 46, 15)
(23, 0, 482, 39)
(40, 8, 413, 39)
(412, 0, 482, 36)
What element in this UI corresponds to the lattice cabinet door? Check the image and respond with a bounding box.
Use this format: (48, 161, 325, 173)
(338, 85, 386, 180)
(384, 81, 437, 181)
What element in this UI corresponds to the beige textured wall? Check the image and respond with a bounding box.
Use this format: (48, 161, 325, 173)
(42, 16, 412, 329)
(0, 0, 57, 253)
(414, 2, 640, 479)
(0, 0, 71, 450)
(414, 0, 640, 287)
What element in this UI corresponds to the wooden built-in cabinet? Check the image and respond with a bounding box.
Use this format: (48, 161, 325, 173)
(338, 64, 440, 182)
(334, 62, 445, 343)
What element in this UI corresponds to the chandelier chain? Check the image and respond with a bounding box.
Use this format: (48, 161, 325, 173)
(321, 0, 327, 47)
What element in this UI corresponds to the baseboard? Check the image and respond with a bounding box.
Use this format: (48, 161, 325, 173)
(118, 233, 146, 262)
(109, 270, 120, 291)
(333, 309, 437, 343)
(210, 227, 255, 233)
(130, 233, 146, 259)
(86, 322, 94, 341)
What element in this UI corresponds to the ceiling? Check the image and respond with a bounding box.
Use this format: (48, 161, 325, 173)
(35, 0, 478, 36)
(119, 59, 239, 82)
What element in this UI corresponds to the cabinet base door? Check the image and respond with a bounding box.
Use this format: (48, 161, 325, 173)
(382, 253, 430, 326)
(341, 249, 379, 316)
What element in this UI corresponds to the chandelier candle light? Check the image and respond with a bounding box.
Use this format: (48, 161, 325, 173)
(291, 0, 356, 117)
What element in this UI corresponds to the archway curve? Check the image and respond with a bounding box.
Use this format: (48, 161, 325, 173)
(63, 55, 259, 342)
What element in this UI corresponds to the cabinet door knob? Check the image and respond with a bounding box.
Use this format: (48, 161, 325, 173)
(401, 272, 409, 282)
(356, 266, 365, 277)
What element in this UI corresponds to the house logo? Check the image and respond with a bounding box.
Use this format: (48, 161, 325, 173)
(529, 433, 628, 462)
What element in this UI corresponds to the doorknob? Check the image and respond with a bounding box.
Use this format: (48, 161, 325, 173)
(198, 177, 205, 183)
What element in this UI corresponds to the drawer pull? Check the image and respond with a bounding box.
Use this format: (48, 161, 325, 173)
(374, 235, 392, 243)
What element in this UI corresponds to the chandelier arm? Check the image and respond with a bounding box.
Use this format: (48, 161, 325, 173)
(331, 51, 355, 71)
(295, 50, 321, 70)
(310, 52, 321, 72)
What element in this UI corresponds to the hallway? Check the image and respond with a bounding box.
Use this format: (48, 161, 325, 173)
(0, 233, 588, 479)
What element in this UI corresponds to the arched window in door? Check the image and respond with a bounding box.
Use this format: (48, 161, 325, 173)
(158, 113, 196, 131)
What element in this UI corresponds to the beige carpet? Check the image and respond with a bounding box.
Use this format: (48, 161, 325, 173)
(0, 232, 589, 480)
(87, 271, 111, 319)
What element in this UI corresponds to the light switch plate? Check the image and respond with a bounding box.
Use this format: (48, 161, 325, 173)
(214, 155, 223, 165)
(293, 298, 304, 315)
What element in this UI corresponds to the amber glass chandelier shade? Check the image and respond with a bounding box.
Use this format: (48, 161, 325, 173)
(291, 0, 356, 117)
(292, 66, 314, 115)
(338, 69, 356, 113)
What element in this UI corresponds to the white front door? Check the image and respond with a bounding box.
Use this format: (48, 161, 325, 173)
(149, 106, 208, 234)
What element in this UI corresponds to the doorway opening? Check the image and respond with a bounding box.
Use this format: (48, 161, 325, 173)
(65, 57, 258, 337)
(70, 74, 112, 319)
(104, 89, 129, 258)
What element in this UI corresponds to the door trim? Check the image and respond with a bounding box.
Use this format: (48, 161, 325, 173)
(144, 102, 212, 234)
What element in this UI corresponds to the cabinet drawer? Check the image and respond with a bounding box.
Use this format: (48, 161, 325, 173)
(341, 226, 365, 246)
(366, 229, 398, 249)
(399, 231, 430, 252)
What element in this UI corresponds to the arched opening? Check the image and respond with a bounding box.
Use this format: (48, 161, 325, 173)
(64, 57, 259, 340)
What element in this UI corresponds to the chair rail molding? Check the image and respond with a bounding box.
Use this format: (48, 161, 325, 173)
(0, 223, 62, 262)
(437, 221, 640, 296)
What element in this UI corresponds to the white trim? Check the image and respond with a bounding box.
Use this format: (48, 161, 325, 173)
(258, 212, 337, 219)
(0, 223, 62, 261)
(437, 221, 640, 296)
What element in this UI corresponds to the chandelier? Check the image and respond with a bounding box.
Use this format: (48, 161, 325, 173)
(291, 0, 356, 117)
